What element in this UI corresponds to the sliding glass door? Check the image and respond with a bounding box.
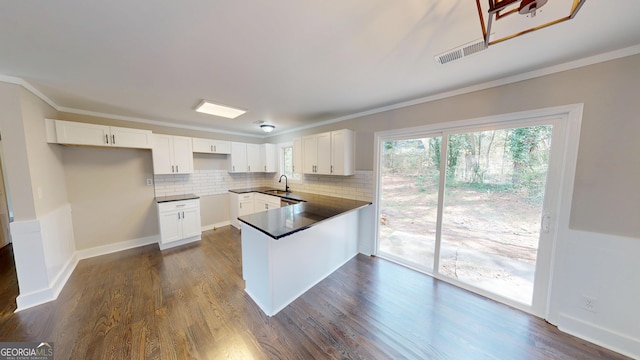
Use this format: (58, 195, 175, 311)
(438, 126, 552, 305)
(378, 136, 441, 272)
(376, 117, 563, 313)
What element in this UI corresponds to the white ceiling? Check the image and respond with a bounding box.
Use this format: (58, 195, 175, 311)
(1, 1, 639, 136)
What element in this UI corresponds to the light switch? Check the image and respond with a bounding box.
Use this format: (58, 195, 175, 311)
(146, 179, 153, 186)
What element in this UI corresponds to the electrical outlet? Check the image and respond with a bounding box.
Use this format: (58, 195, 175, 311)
(582, 295, 598, 312)
(146, 178, 153, 186)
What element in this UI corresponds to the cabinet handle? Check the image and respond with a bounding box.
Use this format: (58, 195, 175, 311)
(214, 145, 216, 152)
(331, 165, 333, 173)
(112, 134, 116, 144)
(176, 204, 186, 207)
(105, 134, 109, 144)
(239, 203, 242, 209)
(265, 204, 268, 210)
(248, 166, 251, 172)
(264, 166, 267, 172)
(182, 211, 185, 218)
(178, 212, 181, 219)
(176, 165, 179, 172)
(233, 165, 235, 172)
(172, 165, 175, 173)
(211, 145, 213, 152)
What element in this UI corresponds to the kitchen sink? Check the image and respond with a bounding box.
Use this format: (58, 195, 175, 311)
(264, 189, 290, 195)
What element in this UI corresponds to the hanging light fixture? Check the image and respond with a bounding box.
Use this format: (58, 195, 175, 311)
(476, 0, 587, 46)
(260, 124, 275, 133)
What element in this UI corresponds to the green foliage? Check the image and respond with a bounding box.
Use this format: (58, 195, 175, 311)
(506, 126, 552, 200)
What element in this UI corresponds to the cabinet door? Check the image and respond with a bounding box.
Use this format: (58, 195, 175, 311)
(180, 207, 202, 238)
(211, 140, 231, 154)
(262, 143, 277, 172)
(152, 134, 174, 174)
(246, 143, 261, 172)
(172, 136, 193, 174)
(110, 126, 152, 149)
(229, 193, 240, 228)
(266, 198, 281, 210)
(330, 129, 354, 175)
(229, 142, 248, 173)
(159, 211, 182, 243)
(254, 198, 269, 213)
(302, 135, 318, 174)
(239, 199, 254, 216)
(55, 120, 110, 147)
(192, 138, 214, 153)
(292, 137, 303, 174)
(316, 132, 332, 174)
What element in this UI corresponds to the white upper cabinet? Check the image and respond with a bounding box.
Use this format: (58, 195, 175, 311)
(192, 138, 231, 154)
(246, 143, 261, 173)
(330, 129, 355, 176)
(302, 135, 318, 174)
(52, 119, 152, 149)
(302, 129, 354, 176)
(229, 142, 271, 173)
(261, 143, 278, 173)
(316, 132, 332, 174)
(152, 134, 193, 174)
(229, 142, 249, 173)
(292, 137, 302, 174)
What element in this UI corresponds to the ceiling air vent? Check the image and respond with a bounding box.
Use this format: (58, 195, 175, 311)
(434, 39, 487, 65)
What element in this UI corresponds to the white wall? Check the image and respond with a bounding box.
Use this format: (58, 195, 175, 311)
(549, 230, 640, 356)
(0, 82, 77, 310)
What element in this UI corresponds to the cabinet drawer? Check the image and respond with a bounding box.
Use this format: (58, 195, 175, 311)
(157, 199, 199, 212)
(238, 193, 254, 201)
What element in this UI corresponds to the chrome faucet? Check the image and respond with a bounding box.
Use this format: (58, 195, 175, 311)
(278, 174, 290, 192)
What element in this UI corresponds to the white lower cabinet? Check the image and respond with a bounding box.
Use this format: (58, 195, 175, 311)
(157, 199, 201, 249)
(230, 192, 253, 229)
(229, 192, 280, 229)
(254, 193, 281, 213)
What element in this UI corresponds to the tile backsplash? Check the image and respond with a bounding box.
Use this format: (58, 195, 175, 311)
(154, 170, 374, 202)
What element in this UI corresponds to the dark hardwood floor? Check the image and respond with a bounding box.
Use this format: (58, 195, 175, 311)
(0, 227, 629, 359)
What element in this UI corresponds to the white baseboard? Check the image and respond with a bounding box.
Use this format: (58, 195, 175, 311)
(558, 313, 639, 359)
(201, 221, 230, 232)
(16, 254, 79, 312)
(76, 235, 159, 260)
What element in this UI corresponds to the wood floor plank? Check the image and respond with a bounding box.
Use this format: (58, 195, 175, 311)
(0, 228, 631, 359)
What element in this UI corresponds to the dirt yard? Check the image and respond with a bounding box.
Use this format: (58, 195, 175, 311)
(378, 173, 542, 304)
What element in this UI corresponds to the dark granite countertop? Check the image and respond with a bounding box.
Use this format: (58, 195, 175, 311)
(232, 187, 371, 239)
(155, 193, 200, 203)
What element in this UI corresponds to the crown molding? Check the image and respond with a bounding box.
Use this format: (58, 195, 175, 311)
(0, 74, 60, 110)
(3, 43, 639, 139)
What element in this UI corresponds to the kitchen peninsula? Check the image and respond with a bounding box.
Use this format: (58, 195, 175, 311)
(231, 188, 371, 316)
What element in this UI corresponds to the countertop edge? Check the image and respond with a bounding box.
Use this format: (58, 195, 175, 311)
(238, 202, 371, 240)
(155, 193, 200, 203)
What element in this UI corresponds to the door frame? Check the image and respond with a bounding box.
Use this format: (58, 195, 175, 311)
(373, 104, 583, 319)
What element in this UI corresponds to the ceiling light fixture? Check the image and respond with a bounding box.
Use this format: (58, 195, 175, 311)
(195, 100, 246, 119)
(476, 0, 586, 46)
(260, 124, 275, 133)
